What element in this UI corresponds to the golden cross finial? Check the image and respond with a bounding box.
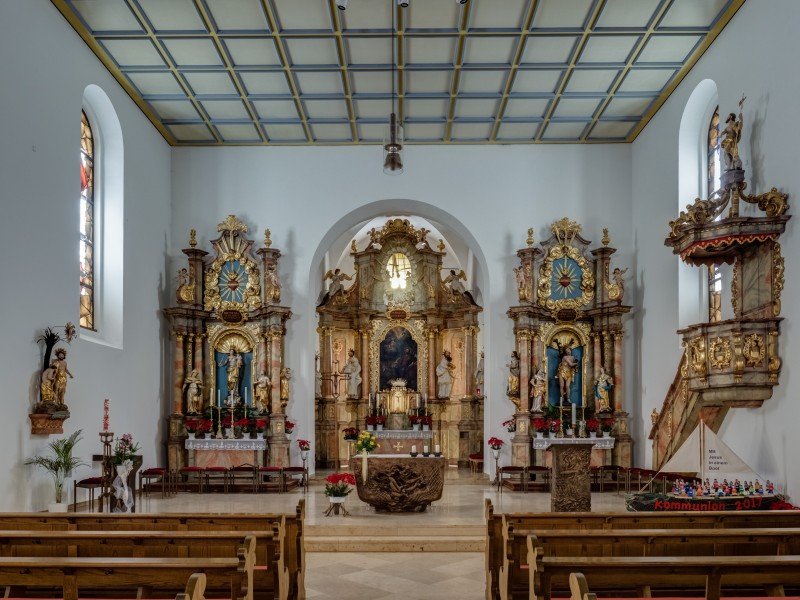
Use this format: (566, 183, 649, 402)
(526, 227, 534, 248)
(189, 229, 197, 248)
(602, 228, 610, 247)
(264, 229, 272, 248)
(437, 239, 445, 252)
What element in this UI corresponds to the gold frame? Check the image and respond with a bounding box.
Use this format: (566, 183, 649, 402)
(370, 318, 428, 394)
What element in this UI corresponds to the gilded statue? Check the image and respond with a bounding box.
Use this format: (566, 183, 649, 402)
(721, 95, 745, 171)
(513, 264, 532, 303)
(442, 269, 477, 304)
(593, 366, 613, 413)
(341, 349, 362, 399)
(530, 368, 546, 413)
(40, 361, 57, 403)
(435, 351, 455, 399)
(265, 264, 281, 303)
(474, 351, 484, 395)
(280, 367, 291, 411)
(183, 369, 204, 414)
(506, 351, 520, 398)
(557, 345, 578, 402)
(218, 348, 243, 400)
(255, 370, 270, 414)
(52, 348, 73, 406)
(321, 268, 353, 304)
(176, 267, 195, 304)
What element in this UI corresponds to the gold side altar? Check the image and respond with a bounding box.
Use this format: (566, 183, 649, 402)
(352, 454, 445, 512)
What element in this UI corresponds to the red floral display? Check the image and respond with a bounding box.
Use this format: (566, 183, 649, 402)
(297, 439, 311, 451)
(285, 420, 295, 433)
(324, 472, 356, 497)
(342, 427, 358, 440)
(532, 418, 548, 433)
(487, 437, 504, 450)
(586, 418, 599, 433)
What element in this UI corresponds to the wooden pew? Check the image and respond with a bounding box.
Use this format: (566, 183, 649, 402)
(0, 499, 305, 600)
(499, 527, 800, 600)
(178, 573, 208, 600)
(528, 541, 800, 600)
(484, 499, 800, 600)
(0, 534, 255, 600)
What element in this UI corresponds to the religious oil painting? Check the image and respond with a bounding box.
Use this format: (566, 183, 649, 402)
(379, 326, 418, 391)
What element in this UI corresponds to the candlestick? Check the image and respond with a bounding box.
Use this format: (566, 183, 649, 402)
(435, 444, 440, 453)
(217, 389, 221, 407)
(245, 387, 248, 405)
(103, 399, 109, 431)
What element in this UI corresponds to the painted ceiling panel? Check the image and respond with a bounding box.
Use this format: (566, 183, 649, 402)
(52, 0, 746, 145)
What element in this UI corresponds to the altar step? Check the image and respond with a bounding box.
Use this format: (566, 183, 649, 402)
(305, 524, 484, 552)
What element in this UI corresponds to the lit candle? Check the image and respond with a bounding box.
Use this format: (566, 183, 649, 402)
(103, 399, 109, 431)
(423, 445, 429, 454)
(411, 445, 417, 453)
(435, 444, 440, 453)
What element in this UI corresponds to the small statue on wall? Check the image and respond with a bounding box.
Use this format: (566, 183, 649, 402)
(341, 349, 362, 399)
(721, 95, 746, 171)
(265, 263, 281, 304)
(320, 268, 353, 305)
(218, 348, 244, 401)
(183, 368, 204, 414)
(594, 366, 613, 413)
(506, 351, 520, 398)
(442, 269, 477, 304)
(255, 370, 270, 414)
(474, 351, 484, 395)
(176, 266, 196, 304)
(52, 348, 73, 407)
(513, 264, 532, 303)
(280, 367, 292, 412)
(436, 350, 456, 399)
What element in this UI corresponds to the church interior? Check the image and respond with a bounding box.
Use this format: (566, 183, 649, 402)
(3, 0, 800, 598)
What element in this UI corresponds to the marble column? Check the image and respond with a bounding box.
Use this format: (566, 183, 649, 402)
(464, 327, 476, 398)
(319, 326, 334, 398)
(613, 332, 624, 412)
(360, 328, 370, 400)
(427, 327, 438, 400)
(532, 331, 542, 372)
(258, 331, 268, 377)
(173, 333, 185, 416)
(593, 333, 602, 381)
(269, 327, 283, 415)
(518, 330, 531, 412)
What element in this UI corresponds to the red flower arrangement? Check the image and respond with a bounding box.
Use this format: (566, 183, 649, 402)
(488, 437, 504, 450)
(342, 427, 358, 440)
(547, 418, 560, 433)
(420, 415, 433, 426)
(600, 418, 615, 433)
(502, 418, 516, 432)
(255, 419, 268, 433)
(297, 439, 311, 451)
(365, 415, 378, 426)
(234, 418, 249, 428)
(324, 473, 356, 497)
(222, 415, 232, 428)
(586, 418, 599, 433)
(375, 415, 387, 425)
(185, 420, 201, 433)
(285, 420, 295, 433)
(532, 418, 548, 433)
(409, 415, 420, 425)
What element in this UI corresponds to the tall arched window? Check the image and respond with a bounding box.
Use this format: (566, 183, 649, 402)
(707, 107, 722, 322)
(80, 111, 95, 330)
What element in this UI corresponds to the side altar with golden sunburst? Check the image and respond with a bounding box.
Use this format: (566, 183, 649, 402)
(163, 215, 292, 472)
(507, 218, 633, 471)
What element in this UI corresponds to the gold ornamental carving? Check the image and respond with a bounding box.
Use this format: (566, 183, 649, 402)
(687, 337, 707, 379)
(539, 320, 591, 347)
(537, 219, 595, 315)
(742, 333, 765, 367)
(773, 242, 784, 316)
(731, 260, 740, 318)
(368, 218, 430, 248)
(203, 216, 262, 312)
(217, 214, 248, 234)
(708, 337, 732, 370)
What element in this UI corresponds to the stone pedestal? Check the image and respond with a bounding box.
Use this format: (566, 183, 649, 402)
(548, 442, 594, 512)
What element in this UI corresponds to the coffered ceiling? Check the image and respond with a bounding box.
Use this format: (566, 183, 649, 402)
(53, 0, 745, 145)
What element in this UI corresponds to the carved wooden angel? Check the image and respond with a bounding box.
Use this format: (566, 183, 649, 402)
(318, 268, 353, 306)
(443, 269, 477, 305)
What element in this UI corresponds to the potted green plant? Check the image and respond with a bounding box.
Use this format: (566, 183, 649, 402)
(24, 429, 87, 512)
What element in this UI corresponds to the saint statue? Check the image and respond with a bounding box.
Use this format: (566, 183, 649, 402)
(40, 361, 57, 403)
(255, 370, 270, 414)
(474, 351, 484, 395)
(314, 352, 322, 398)
(265, 264, 281, 303)
(594, 366, 613, 413)
(280, 367, 292, 412)
(506, 351, 520, 397)
(721, 96, 745, 171)
(52, 348, 73, 406)
(218, 348, 244, 400)
(557, 346, 579, 403)
(435, 351, 456, 399)
(183, 369, 204, 414)
(340, 349, 362, 399)
(530, 367, 546, 413)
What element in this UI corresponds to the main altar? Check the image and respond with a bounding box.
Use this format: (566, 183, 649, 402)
(316, 219, 483, 470)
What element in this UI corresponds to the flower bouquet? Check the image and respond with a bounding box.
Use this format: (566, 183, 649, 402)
(297, 439, 311, 451)
(420, 415, 432, 428)
(285, 420, 295, 434)
(586, 418, 599, 434)
(365, 415, 378, 428)
(600, 418, 614, 435)
(113, 433, 140, 465)
(502, 418, 516, 433)
(409, 415, 420, 425)
(532, 418, 548, 434)
(547, 418, 560, 434)
(355, 430, 378, 454)
(184, 420, 201, 434)
(324, 473, 356, 497)
(487, 437, 504, 450)
(255, 419, 268, 436)
(375, 415, 387, 426)
(342, 427, 358, 441)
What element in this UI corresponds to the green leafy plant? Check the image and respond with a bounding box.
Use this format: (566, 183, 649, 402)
(24, 429, 87, 503)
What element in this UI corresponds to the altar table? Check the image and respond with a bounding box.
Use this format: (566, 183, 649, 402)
(547, 440, 599, 512)
(372, 429, 434, 455)
(352, 454, 445, 512)
(185, 438, 267, 468)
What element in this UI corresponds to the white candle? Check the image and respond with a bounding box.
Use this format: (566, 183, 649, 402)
(435, 444, 440, 453)
(411, 445, 417, 453)
(416, 394, 420, 408)
(217, 389, 221, 407)
(424, 445, 429, 454)
(571, 403, 576, 428)
(245, 387, 248, 405)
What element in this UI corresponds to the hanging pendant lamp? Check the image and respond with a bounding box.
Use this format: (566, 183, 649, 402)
(383, 0, 404, 175)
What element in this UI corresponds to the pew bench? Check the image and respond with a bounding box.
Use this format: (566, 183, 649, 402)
(0, 534, 255, 600)
(528, 540, 800, 600)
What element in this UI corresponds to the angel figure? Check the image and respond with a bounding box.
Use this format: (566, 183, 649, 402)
(265, 264, 281, 303)
(176, 266, 195, 304)
(513, 264, 532, 303)
(611, 267, 628, 302)
(443, 269, 477, 304)
(319, 268, 353, 305)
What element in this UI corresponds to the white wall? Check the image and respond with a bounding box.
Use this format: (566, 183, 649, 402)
(632, 0, 800, 499)
(0, 1, 171, 510)
(171, 143, 633, 473)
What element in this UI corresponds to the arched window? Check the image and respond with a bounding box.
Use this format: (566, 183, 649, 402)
(387, 252, 410, 290)
(80, 111, 95, 330)
(707, 107, 722, 323)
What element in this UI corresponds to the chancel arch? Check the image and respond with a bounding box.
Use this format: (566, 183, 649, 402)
(313, 209, 485, 469)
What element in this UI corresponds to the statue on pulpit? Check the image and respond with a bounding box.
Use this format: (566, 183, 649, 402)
(183, 369, 204, 414)
(436, 351, 455, 399)
(341, 349, 362, 399)
(255, 370, 270, 414)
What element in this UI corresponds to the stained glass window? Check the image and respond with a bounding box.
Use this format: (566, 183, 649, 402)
(80, 111, 95, 330)
(707, 106, 722, 323)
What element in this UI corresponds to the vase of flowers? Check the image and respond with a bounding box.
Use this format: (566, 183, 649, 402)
(532, 418, 547, 438)
(256, 419, 268, 438)
(502, 418, 516, 433)
(586, 418, 599, 438)
(488, 437, 504, 460)
(285, 420, 295, 435)
(324, 473, 356, 516)
(298, 439, 310, 461)
(601, 418, 614, 437)
(112, 433, 140, 513)
(548, 418, 560, 435)
(421, 415, 432, 431)
(365, 415, 377, 431)
(342, 427, 358, 441)
(375, 415, 386, 431)
(185, 420, 199, 439)
(409, 415, 420, 431)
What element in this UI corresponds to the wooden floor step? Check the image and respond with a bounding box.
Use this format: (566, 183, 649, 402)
(306, 534, 484, 552)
